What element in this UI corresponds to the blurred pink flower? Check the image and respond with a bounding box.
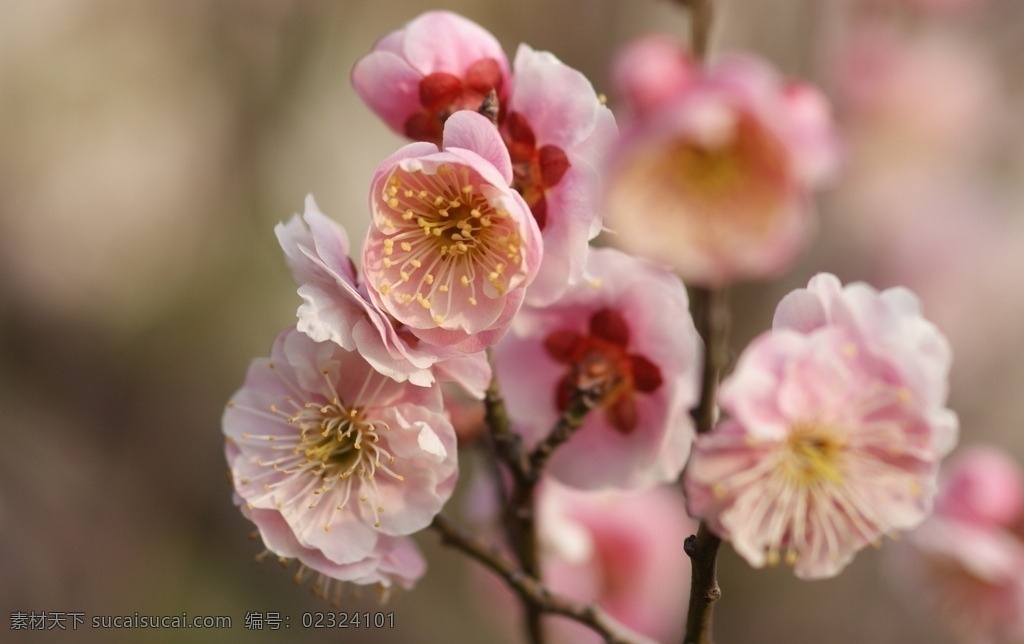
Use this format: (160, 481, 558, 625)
(493, 247, 701, 489)
(936, 446, 1024, 529)
(687, 279, 957, 577)
(223, 328, 457, 584)
(610, 35, 696, 120)
(363, 111, 542, 354)
(606, 40, 839, 285)
(537, 480, 695, 643)
(351, 10, 510, 145)
(503, 44, 618, 305)
(277, 195, 491, 398)
(892, 446, 1024, 642)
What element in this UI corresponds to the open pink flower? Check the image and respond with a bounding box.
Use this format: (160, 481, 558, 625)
(891, 446, 1024, 642)
(492, 247, 701, 489)
(363, 111, 542, 354)
(606, 39, 839, 285)
(686, 319, 956, 578)
(276, 195, 491, 398)
(503, 44, 618, 305)
(223, 328, 458, 581)
(351, 10, 510, 145)
(537, 480, 695, 643)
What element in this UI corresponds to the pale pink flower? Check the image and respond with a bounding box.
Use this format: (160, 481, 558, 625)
(537, 480, 695, 643)
(351, 10, 510, 145)
(276, 195, 491, 398)
(773, 272, 958, 452)
(686, 322, 956, 579)
(503, 44, 618, 305)
(223, 328, 458, 580)
(891, 446, 1024, 642)
(492, 247, 701, 489)
(363, 111, 542, 354)
(606, 41, 839, 285)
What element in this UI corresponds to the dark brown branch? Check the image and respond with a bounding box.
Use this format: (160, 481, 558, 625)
(682, 287, 729, 644)
(683, 523, 723, 644)
(431, 514, 655, 644)
(688, 287, 729, 434)
(484, 364, 530, 484)
(483, 354, 599, 643)
(528, 385, 599, 474)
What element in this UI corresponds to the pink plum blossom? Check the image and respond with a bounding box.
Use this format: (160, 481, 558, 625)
(605, 39, 839, 285)
(891, 446, 1024, 642)
(223, 328, 458, 587)
(363, 110, 542, 354)
(351, 10, 510, 145)
(687, 276, 958, 578)
(276, 195, 491, 398)
(503, 44, 618, 305)
(536, 480, 695, 643)
(492, 247, 701, 490)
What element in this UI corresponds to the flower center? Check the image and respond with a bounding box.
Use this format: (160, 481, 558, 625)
(665, 112, 789, 223)
(544, 308, 662, 433)
(377, 163, 523, 325)
(781, 423, 845, 487)
(504, 111, 570, 231)
(242, 368, 406, 531)
(404, 58, 504, 143)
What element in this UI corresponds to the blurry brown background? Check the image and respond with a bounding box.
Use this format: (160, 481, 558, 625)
(2, 0, 1023, 642)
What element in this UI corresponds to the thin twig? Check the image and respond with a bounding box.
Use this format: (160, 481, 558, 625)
(431, 514, 656, 644)
(528, 386, 599, 474)
(483, 353, 599, 643)
(682, 286, 729, 644)
(675, 0, 715, 61)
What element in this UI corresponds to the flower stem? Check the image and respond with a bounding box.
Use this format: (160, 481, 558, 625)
(677, 0, 715, 61)
(483, 353, 599, 643)
(683, 286, 729, 644)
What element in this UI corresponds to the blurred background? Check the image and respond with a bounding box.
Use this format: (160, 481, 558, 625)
(2, 0, 1023, 642)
